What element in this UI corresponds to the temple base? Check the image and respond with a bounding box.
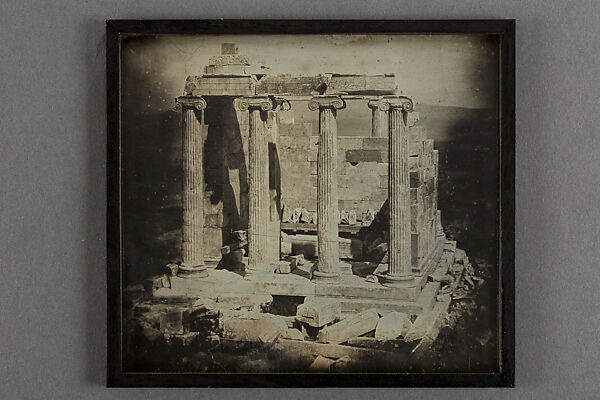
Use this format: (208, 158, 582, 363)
(177, 264, 209, 279)
(243, 265, 276, 280)
(376, 272, 416, 288)
(311, 269, 341, 284)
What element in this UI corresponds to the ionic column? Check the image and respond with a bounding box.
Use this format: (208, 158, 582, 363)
(234, 97, 276, 275)
(368, 100, 389, 137)
(376, 96, 415, 287)
(308, 96, 346, 283)
(175, 96, 208, 278)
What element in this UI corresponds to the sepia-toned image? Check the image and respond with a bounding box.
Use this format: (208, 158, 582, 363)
(118, 32, 502, 376)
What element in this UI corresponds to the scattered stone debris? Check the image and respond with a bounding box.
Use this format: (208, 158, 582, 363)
(348, 209, 357, 225)
(123, 240, 491, 372)
(296, 297, 341, 327)
(289, 254, 305, 269)
(299, 208, 312, 223)
(220, 309, 288, 343)
(292, 207, 302, 223)
(281, 204, 293, 223)
(166, 263, 179, 277)
(340, 210, 349, 224)
(282, 328, 304, 341)
(362, 209, 376, 226)
(216, 293, 273, 312)
(317, 309, 380, 344)
(144, 274, 170, 294)
(309, 355, 337, 371)
(274, 261, 292, 274)
(219, 230, 248, 271)
(375, 312, 412, 340)
(159, 309, 185, 335)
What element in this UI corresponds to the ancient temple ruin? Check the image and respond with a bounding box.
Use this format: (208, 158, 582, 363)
(150, 42, 454, 318)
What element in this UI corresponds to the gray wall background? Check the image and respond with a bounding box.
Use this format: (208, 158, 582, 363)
(1, 0, 599, 398)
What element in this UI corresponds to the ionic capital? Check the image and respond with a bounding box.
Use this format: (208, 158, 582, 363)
(174, 96, 207, 111)
(308, 96, 346, 111)
(381, 96, 414, 112)
(234, 96, 274, 112)
(368, 96, 414, 113)
(367, 98, 391, 112)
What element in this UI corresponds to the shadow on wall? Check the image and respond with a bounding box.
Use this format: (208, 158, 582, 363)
(269, 141, 282, 220)
(121, 98, 255, 286)
(419, 104, 499, 263)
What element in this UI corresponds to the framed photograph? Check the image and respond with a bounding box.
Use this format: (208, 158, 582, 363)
(107, 19, 514, 387)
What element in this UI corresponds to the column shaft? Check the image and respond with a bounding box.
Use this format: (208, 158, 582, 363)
(247, 107, 270, 271)
(388, 108, 412, 278)
(317, 107, 339, 274)
(371, 107, 388, 137)
(308, 96, 345, 283)
(177, 97, 208, 278)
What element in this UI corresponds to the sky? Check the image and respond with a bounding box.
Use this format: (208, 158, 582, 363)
(121, 34, 499, 112)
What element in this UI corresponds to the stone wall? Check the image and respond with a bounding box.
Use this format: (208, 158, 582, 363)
(200, 97, 439, 266)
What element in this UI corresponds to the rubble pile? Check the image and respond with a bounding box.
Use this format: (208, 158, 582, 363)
(122, 240, 488, 372)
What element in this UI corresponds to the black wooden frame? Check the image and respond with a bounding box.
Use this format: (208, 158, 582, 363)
(107, 19, 515, 387)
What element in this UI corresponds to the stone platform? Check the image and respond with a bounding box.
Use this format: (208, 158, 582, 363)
(151, 236, 451, 316)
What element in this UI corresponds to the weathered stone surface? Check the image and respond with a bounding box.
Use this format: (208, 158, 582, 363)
(282, 315, 296, 328)
(276, 338, 392, 362)
(362, 209, 375, 226)
(256, 75, 327, 95)
(185, 75, 255, 96)
(282, 328, 304, 341)
(299, 208, 312, 223)
(296, 298, 341, 327)
(144, 274, 170, 294)
(416, 282, 441, 314)
(255, 74, 396, 96)
(275, 261, 292, 274)
(429, 266, 448, 282)
(326, 74, 397, 95)
(220, 42, 238, 55)
(348, 210, 357, 225)
(345, 149, 383, 163)
(166, 264, 179, 277)
(309, 355, 336, 371)
(340, 210, 349, 224)
(289, 254, 305, 269)
(281, 204, 293, 222)
(317, 308, 380, 344)
(159, 310, 184, 335)
(374, 312, 412, 340)
(208, 54, 250, 66)
(219, 310, 287, 343)
(292, 207, 302, 223)
(191, 298, 218, 312)
(216, 293, 273, 312)
(281, 232, 360, 260)
(404, 297, 451, 343)
(411, 298, 452, 355)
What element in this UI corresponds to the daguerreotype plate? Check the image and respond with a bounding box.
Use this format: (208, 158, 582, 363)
(107, 19, 515, 387)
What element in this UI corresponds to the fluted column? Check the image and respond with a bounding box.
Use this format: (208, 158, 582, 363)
(234, 96, 280, 275)
(369, 101, 389, 137)
(308, 96, 346, 283)
(175, 96, 208, 278)
(374, 96, 415, 287)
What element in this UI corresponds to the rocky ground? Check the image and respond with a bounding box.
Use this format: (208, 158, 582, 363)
(122, 243, 498, 374)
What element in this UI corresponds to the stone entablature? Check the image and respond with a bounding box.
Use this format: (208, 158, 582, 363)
(185, 74, 398, 97)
